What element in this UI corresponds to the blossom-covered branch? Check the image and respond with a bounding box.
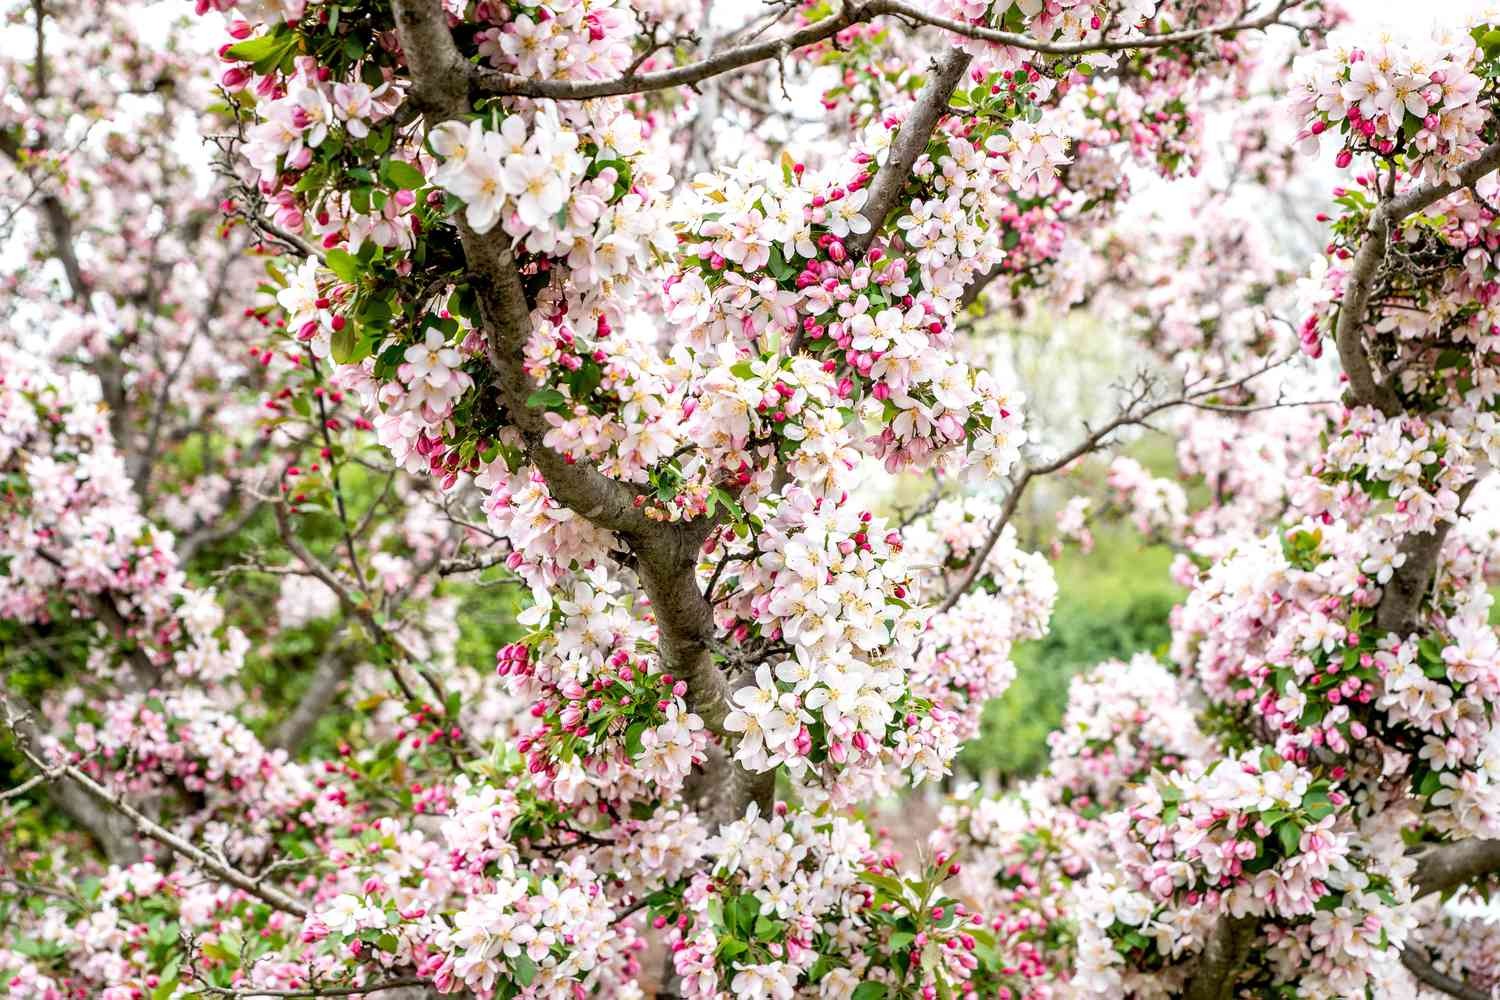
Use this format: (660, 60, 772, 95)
(1332, 140, 1500, 416)
(1400, 948, 1489, 1000)
(471, 0, 1313, 100)
(0, 693, 309, 917)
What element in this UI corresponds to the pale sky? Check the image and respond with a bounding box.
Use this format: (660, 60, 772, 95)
(1353, 0, 1495, 30)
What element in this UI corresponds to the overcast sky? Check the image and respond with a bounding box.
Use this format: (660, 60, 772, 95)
(1354, 0, 1495, 29)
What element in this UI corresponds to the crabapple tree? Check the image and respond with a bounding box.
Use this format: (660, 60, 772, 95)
(5, 0, 1500, 998)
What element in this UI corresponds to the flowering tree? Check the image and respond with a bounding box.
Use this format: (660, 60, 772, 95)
(6, 0, 1500, 996)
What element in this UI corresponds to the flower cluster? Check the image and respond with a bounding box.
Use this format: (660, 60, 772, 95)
(301, 776, 643, 998)
(1401, 906, 1500, 997)
(661, 803, 1010, 1000)
(1295, 46, 1500, 401)
(66, 691, 349, 861)
(1173, 513, 1500, 838)
(666, 804, 874, 999)
(0, 346, 248, 683)
(673, 127, 1036, 475)
(1105, 455, 1189, 542)
(1291, 24, 1488, 183)
(1075, 750, 1416, 997)
(1319, 406, 1493, 535)
(472, 0, 644, 82)
(932, 784, 1091, 994)
(713, 489, 941, 789)
(680, 350, 864, 503)
(0, 861, 286, 999)
(501, 567, 709, 813)
(1045, 654, 1214, 817)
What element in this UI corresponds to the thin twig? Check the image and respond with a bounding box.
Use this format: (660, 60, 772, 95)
(0, 693, 309, 917)
(935, 357, 1292, 614)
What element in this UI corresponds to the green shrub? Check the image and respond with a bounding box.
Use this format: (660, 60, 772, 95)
(956, 532, 1182, 781)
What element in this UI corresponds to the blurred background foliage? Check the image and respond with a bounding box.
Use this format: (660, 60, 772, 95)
(956, 528, 1181, 781)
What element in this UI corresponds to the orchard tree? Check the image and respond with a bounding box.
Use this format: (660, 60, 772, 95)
(6, 0, 1500, 997)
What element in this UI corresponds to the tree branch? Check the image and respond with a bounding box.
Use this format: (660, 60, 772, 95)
(0, 689, 143, 865)
(391, 0, 747, 825)
(1333, 141, 1500, 416)
(1401, 946, 1489, 1000)
(1182, 915, 1256, 1000)
(392, 0, 656, 542)
(846, 47, 972, 260)
(934, 360, 1289, 613)
(785, 45, 969, 357)
(470, 0, 1307, 100)
(1373, 481, 1476, 636)
(133, 242, 243, 496)
(0, 730, 311, 915)
(959, 263, 1005, 310)
(1412, 838, 1500, 899)
(1329, 145, 1500, 639)
(33, 548, 159, 684)
(272, 500, 480, 755)
(269, 640, 358, 753)
(0, 130, 88, 303)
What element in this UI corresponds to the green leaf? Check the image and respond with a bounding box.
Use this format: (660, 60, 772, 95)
(226, 34, 280, 62)
(358, 296, 393, 327)
(526, 388, 567, 409)
(368, 124, 393, 156)
(1304, 791, 1334, 822)
(325, 248, 361, 283)
(512, 953, 537, 987)
(753, 915, 784, 941)
(1298, 701, 1327, 727)
(330, 323, 359, 364)
(857, 870, 907, 902)
(1481, 27, 1500, 59)
(565, 358, 603, 402)
(709, 487, 744, 522)
(382, 159, 426, 190)
(852, 984, 887, 1000)
(767, 246, 795, 282)
(728, 893, 760, 937)
(227, 31, 298, 75)
(625, 721, 647, 757)
(1276, 820, 1301, 857)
